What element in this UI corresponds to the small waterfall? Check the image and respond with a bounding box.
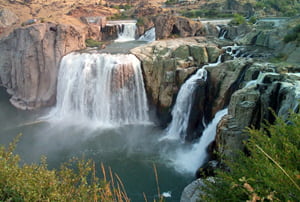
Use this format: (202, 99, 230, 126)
(161, 69, 208, 141)
(47, 52, 149, 126)
(171, 109, 228, 174)
(218, 28, 228, 40)
(115, 23, 137, 42)
(138, 27, 156, 42)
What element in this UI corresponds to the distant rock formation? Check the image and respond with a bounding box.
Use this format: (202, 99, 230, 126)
(0, 23, 86, 110)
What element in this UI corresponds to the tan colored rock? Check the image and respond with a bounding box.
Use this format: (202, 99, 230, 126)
(0, 23, 86, 110)
(0, 7, 18, 28)
(153, 15, 203, 40)
(131, 37, 222, 122)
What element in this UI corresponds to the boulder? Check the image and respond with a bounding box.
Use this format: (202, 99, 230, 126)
(0, 23, 86, 110)
(180, 178, 214, 202)
(0, 8, 18, 28)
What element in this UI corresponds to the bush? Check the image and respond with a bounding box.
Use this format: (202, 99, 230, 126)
(283, 24, 300, 43)
(0, 135, 129, 201)
(165, 0, 178, 5)
(201, 113, 300, 201)
(248, 16, 257, 24)
(229, 14, 246, 25)
(85, 39, 103, 48)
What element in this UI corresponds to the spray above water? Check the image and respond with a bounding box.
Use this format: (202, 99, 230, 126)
(46, 52, 149, 127)
(169, 108, 228, 174)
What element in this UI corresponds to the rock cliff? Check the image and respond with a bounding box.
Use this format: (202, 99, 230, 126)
(216, 63, 300, 157)
(131, 37, 223, 126)
(0, 23, 86, 109)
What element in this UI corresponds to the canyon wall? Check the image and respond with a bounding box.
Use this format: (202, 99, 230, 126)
(0, 23, 86, 109)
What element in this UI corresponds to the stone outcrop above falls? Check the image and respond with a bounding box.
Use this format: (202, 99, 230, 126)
(131, 37, 222, 125)
(0, 23, 86, 110)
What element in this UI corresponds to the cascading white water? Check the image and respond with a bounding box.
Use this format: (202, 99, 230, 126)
(47, 52, 149, 126)
(161, 69, 207, 141)
(161, 56, 222, 141)
(115, 23, 137, 42)
(170, 108, 228, 174)
(138, 27, 156, 42)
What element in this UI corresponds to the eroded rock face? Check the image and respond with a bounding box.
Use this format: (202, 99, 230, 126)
(216, 63, 300, 158)
(0, 23, 86, 110)
(153, 15, 203, 40)
(131, 37, 222, 125)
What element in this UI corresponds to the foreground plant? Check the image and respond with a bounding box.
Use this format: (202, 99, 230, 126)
(201, 113, 300, 201)
(0, 135, 129, 201)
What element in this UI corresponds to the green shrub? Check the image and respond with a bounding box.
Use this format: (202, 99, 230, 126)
(248, 16, 257, 24)
(201, 113, 300, 201)
(0, 134, 129, 201)
(85, 39, 103, 48)
(165, 0, 178, 5)
(284, 24, 300, 43)
(229, 14, 246, 25)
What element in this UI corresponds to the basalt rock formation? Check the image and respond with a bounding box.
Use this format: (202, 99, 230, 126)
(216, 63, 300, 157)
(0, 23, 86, 110)
(131, 37, 222, 125)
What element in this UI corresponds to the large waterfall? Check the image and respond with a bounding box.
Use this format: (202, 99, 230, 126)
(47, 52, 149, 126)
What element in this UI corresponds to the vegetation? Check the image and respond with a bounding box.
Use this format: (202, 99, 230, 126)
(255, 0, 300, 16)
(200, 113, 300, 201)
(180, 9, 233, 19)
(165, 0, 178, 5)
(284, 24, 300, 43)
(229, 14, 246, 25)
(85, 38, 104, 48)
(0, 135, 129, 201)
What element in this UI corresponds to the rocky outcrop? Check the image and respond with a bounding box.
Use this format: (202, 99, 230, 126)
(216, 63, 300, 158)
(0, 8, 19, 36)
(131, 37, 222, 125)
(153, 15, 203, 40)
(0, 8, 18, 28)
(205, 58, 253, 120)
(0, 23, 86, 110)
(101, 24, 119, 41)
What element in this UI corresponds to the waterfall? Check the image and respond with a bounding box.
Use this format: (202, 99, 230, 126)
(161, 56, 222, 141)
(219, 28, 228, 39)
(115, 23, 137, 42)
(47, 52, 149, 126)
(138, 27, 156, 42)
(161, 69, 207, 141)
(171, 108, 228, 174)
